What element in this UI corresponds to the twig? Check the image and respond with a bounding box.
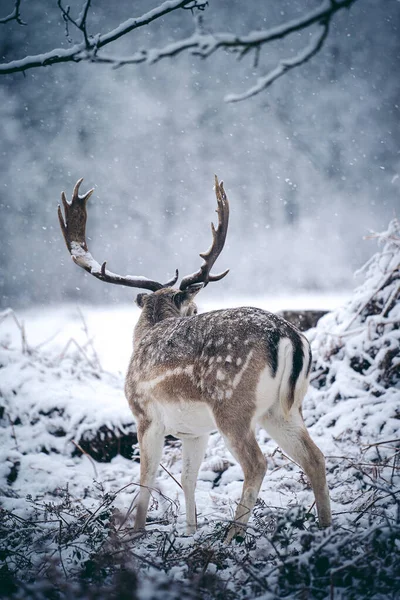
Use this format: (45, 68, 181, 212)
(362, 439, 400, 450)
(70, 440, 98, 478)
(162, 533, 178, 561)
(110, 547, 162, 569)
(307, 499, 316, 514)
(382, 281, 400, 318)
(0, 0, 25, 25)
(57, 0, 79, 41)
(391, 451, 399, 486)
(80, 492, 116, 534)
(77, 0, 92, 47)
(241, 563, 269, 591)
(76, 306, 102, 371)
(325, 454, 399, 469)
(58, 0, 92, 47)
(343, 267, 398, 331)
(271, 447, 299, 468)
(160, 463, 183, 490)
(59, 338, 97, 369)
(118, 490, 140, 529)
(225, 21, 330, 102)
(353, 491, 400, 524)
(58, 545, 68, 579)
(0, 308, 29, 353)
(7, 411, 20, 451)
(33, 329, 62, 350)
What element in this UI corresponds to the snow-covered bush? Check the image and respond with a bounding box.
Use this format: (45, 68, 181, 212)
(308, 217, 399, 432)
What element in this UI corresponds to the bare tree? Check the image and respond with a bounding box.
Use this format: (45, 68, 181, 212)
(1, 0, 360, 101)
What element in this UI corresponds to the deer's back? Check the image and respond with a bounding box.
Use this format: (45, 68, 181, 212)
(126, 307, 310, 412)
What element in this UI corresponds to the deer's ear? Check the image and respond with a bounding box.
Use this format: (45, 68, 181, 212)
(136, 293, 149, 308)
(174, 283, 203, 307)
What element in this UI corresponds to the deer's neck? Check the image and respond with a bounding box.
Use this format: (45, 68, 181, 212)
(134, 298, 180, 343)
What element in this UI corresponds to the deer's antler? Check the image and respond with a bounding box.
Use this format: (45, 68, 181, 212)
(58, 179, 178, 292)
(179, 175, 229, 291)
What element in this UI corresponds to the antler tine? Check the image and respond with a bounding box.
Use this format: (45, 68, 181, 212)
(164, 268, 179, 288)
(58, 178, 93, 254)
(180, 175, 230, 291)
(58, 179, 175, 292)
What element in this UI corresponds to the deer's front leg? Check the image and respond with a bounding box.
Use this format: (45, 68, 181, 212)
(181, 435, 209, 535)
(134, 416, 165, 532)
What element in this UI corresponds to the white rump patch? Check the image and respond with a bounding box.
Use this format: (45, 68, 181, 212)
(255, 338, 292, 414)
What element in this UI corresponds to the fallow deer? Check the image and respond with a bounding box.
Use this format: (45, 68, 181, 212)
(58, 177, 332, 541)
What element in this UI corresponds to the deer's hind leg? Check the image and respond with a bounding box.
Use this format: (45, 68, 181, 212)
(260, 410, 331, 527)
(181, 435, 209, 535)
(215, 414, 267, 542)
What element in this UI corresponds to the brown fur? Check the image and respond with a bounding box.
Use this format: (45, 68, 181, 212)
(125, 288, 332, 539)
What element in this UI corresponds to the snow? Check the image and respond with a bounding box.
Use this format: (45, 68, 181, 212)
(0, 293, 347, 373)
(1, 221, 399, 598)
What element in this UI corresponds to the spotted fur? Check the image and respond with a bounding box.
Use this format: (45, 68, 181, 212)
(125, 287, 331, 540)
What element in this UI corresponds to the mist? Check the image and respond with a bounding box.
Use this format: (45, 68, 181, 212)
(1, 0, 399, 308)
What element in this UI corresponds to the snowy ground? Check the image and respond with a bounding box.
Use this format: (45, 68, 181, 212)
(1, 292, 349, 373)
(0, 292, 349, 519)
(1, 260, 399, 600)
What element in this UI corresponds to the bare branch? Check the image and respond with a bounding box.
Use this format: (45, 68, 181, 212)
(225, 22, 330, 103)
(84, 0, 358, 73)
(0, 0, 25, 25)
(57, 0, 80, 42)
(0, 0, 358, 102)
(78, 0, 92, 46)
(0, 0, 207, 74)
(77, 0, 91, 30)
(57, 0, 79, 29)
(57, 0, 92, 47)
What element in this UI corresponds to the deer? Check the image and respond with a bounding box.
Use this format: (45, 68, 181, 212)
(58, 176, 332, 542)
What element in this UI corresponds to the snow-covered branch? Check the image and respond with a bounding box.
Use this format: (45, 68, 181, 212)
(0, 0, 207, 73)
(0, 0, 25, 25)
(225, 22, 330, 102)
(0, 0, 359, 100)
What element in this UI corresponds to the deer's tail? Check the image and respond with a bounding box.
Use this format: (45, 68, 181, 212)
(278, 334, 311, 417)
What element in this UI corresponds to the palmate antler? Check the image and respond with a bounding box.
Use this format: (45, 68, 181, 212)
(179, 175, 229, 290)
(57, 179, 178, 292)
(58, 176, 229, 293)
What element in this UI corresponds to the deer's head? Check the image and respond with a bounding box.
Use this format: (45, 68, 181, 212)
(135, 285, 202, 324)
(58, 176, 230, 322)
